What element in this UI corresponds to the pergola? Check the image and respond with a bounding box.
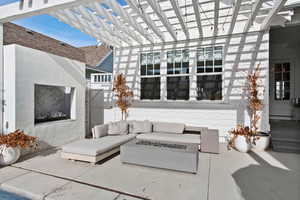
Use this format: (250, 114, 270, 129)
(0, 0, 297, 132)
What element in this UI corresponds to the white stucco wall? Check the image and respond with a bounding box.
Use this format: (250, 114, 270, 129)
(3, 44, 86, 149)
(105, 31, 270, 141)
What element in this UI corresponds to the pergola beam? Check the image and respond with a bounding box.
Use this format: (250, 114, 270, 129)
(243, 0, 263, 32)
(66, 8, 121, 46)
(124, 0, 165, 42)
(170, 0, 190, 39)
(145, 0, 177, 41)
(77, 5, 132, 45)
(0, 0, 97, 23)
(53, 9, 120, 47)
(104, 0, 154, 44)
(260, 0, 288, 30)
(227, 0, 242, 35)
(192, 0, 203, 38)
(213, 0, 220, 38)
(90, 2, 143, 45)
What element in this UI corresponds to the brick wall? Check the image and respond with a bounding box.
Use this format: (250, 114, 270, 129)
(3, 22, 85, 63)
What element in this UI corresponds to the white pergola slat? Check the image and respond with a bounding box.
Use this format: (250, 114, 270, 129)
(76, 5, 132, 45)
(145, 0, 177, 41)
(0, 0, 293, 47)
(192, 0, 203, 38)
(104, 0, 154, 44)
(213, 0, 220, 38)
(260, 0, 288, 30)
(0, 0, 96, 23)
(124, 0, 165, 42)
(243, 0, 264, 32)
(90, 2, 143, 44)
(169, 0, 190, 39)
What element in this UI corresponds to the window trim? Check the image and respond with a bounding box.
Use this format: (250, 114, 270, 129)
(139, 51, 162, 101)
(196, 45, 224, 102)
(166, 49, 190, 75)
(140, 51, 161, 77)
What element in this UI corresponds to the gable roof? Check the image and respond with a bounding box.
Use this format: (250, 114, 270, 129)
(80, 45, 112, 68)
(3, 22, 86, 63)
(96, 51, 113, 73)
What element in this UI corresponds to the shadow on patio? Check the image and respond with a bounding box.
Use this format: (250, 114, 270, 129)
(232, 151, 300, 200)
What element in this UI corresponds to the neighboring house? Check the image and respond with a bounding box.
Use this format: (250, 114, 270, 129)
(3, 22, 113, 80)
(80, 45, 113, 80)
(3, 23, 85, 63)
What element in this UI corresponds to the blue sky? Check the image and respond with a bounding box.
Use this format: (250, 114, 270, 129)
(0, 0, 127, 47)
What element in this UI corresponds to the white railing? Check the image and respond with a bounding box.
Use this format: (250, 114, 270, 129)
(91, 73, 112, 84)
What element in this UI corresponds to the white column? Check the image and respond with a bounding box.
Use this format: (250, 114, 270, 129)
(0, 23, 3, 134)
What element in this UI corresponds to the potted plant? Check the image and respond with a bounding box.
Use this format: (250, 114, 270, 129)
(228, 64, 270, 152)
(228, 125, 253, 153)
(112, 73, 134, 120)
(0, 130, 37, 165)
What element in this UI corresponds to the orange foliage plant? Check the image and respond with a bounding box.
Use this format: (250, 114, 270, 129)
(228, 64, 264, 148)
(0, 130, 37, 149)
(112, 74, 134, 120)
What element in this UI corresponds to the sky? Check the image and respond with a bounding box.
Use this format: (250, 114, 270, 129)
(0, 0, 127, 47)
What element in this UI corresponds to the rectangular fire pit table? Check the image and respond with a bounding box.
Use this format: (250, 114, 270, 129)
(120, 139, 199, 173)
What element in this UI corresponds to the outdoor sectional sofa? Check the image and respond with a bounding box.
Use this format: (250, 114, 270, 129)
(61, 120, 219, 164)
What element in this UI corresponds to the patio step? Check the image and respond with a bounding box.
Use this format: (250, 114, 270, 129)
(272, 138, 300, 153)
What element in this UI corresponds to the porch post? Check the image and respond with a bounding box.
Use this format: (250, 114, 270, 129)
(0, 23, 3, 134)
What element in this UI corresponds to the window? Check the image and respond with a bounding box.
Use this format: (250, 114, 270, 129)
(140, 52, 161, 100)
(166, 49, 190, 100)
(196, 46, 223, 100)
(167, 76, 190, 100)
(167, 49, 189, 74)
(141, 77, 160, 100)
(140, 52, 160, 76)
(274, 63, 290, 100)
(197, 75, 222, 100)
(197, 46, 223, 73)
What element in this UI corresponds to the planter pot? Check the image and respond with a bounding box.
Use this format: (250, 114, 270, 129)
(0, 145, 21, 166)
(235, 135, 252, 153)
(252, 134, 271, 151)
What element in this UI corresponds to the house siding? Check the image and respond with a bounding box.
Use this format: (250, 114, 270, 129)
(105, 31, 270, 141)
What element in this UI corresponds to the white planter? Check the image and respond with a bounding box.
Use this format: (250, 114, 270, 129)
(235, 135, 252, 153)
(0, 145, 21, 166)
(252, 135, 271, 151)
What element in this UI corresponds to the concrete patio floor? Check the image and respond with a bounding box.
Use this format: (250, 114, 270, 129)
(0, 144, 299, 200)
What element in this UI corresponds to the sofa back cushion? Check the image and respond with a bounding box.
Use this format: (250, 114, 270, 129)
(108, 121, 128, 135)
(93, 124, 108, 138)
(130, 120, 152, 134)
(153, 122, 185, 134)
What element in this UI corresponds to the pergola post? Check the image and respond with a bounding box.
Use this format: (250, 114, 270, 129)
(0, 23, 3, 134)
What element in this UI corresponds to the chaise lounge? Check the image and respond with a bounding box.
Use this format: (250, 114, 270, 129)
(61, 120, 219, 164)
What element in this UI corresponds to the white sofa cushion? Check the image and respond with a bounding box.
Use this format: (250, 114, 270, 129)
(136, 132, 200, 144)
(62, 134, 137, 156)
(153, 122, 185, 134)
(93, 124, 108, 138)
(130, 120, 152, 134)
(108, 121, 128, 135)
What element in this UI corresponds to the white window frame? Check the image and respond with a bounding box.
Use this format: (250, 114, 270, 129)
(166, 49, 190, 75)
(139, 51, 162, 101)
(196, 45, 224, 102)
(166, 49, 190, 101)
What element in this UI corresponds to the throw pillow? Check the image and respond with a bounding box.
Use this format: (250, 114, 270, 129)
(93, 124, 108, 138)
(108, 121, 128, 135)
(131, 120, 152, 134)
